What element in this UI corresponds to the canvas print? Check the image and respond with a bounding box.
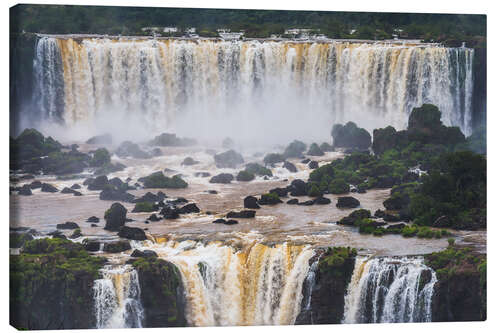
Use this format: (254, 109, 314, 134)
(9, 4, 486, 330)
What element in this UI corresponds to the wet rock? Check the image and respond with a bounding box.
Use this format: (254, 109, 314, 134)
(225, 219, 239, 225)
(86, 216, 99, 223)
(258, 193, 283, 205)
(331, 122, 372, 150)
(168, 197, 188, 205)
(307, 143, 324, 156)
(99, 187, 135, 202)
(383, 213, 401, 222)
(283, 140, 307, 159)
(386, 223, 406, 231)
(209, 173, 234, 184)
(87, 175, 109, 191)
(160, 206, 180, 219)
(86, 133, 112, 145)
(298, 200, 314, 206)
(30, 180, 42, 189)
(91, 224, 98, 227)
(374, 209, 385, 218)
(118, 226, 147, 241)
(226, 210, 256, 218)
(18, 184, 32, 196)
(212, 218, 227, 224)
(270, 187, 289, 197)
(61, 187, 78, 194)
(337, 209, 372, 226)
(207, 190, 218, 194)
(336, 196, 360, 208)
(195, 172, 211, 178)
(263, 153, 285, 166)
(181, 157, 199, 166)
(48, 230, 67, 239)
(244, 196, 260, 209)
(133, 192, 160, 203)
(236, 170, 255, 181)
(148, 214, 161, 222)
(286, 198, 299, 205)
(288, 179, 307, 196)
(283, 161, 297, 173)
(308, 161, 319, 169)
(104, 203, 127, 231)
(69, 229, 82, 239)
(149, 132, 196, 147)
(301, 158, 311, 164)
(313, 196, 331, 205)
(131, 249, 158, 258)
(83, 240, 101, 252)
(178, 203, 200, 214)
(41, 183, 58, 193)
(115, 141, 151, 159)
(150, 148, 163, 157)
(56, 222, 79, 230)
(103, 240, 131, 253)
(214, 149, 244, 168)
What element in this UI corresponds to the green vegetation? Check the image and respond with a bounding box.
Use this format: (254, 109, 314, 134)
(244, 163, 273, 177)
(89, 148, 111, 167)
(140, 172, 188, 189)
(320, 246, 357, 270)
(132, 202, 156, 213)
(263, 153, 285, 166)
(307, 143, 324, 156)
(236, 170, 255, 181)
(283, 140, 307, 159)
(331, 122, 371, 150)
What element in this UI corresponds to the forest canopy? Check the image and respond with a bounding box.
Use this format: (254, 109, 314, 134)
(11, 4, 486, 42)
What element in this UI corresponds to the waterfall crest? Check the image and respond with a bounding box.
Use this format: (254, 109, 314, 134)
(133, 240, 315, 326)
(343, 256, 437, 323)
(93, 265, 144, 328)
(34, 37, 474, 139)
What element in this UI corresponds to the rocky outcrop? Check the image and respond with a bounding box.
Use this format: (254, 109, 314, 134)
(104, 203, 127, 231)
(331, 122, 371, 150)
(118, 226, 147, 241)
(336, 196, 360, 208)
(209, 173, 234, 184)
(132, 258, 187, 327)
(244, 196, 260, 209)
(214, 150, 244, 168)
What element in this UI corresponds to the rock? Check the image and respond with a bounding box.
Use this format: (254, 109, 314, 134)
(301, 158, 311, 164)
(30, 180, 42, 189)
(103, 240, 131, 253)
(372, 126, 398, 155)
(18, 184, 32, 195)
(181, 157, 199, 166)
(209, 173, 234, 184)
(87, 175, 109, 191)
(236, 170, 255, 181)
(159, 206, 180, 219)
(168, 197, 188, 205)
(283, 140, 307, 159)
(99, 187, 135, 202)
(244, 196, 260, 209)
(214, 150, 244, 168)
(320, 142, 335, 152)
(149, 132, 196, 147)
(308, 161, 319, 169)
(48, 230, 66, 239)
(331, 121, 371, 150)
(69, 229, 82, 239)
(244, 163, 273, 177)
(89, 148, 111, 167)
(41, 183, 58, 193)
(227, 210, 256, 218)
(283, 161, 297, 173)
(207, 190, 218, 194)
(212, 219, 227, 224)
(336, 196, 360, 208)
(383, 213, 401, 222)
(118, 226, 147, 241)
(195, 172, 211, 178)
(383, 195, 406, 211)
(270, 187, 289, 197)
(133, 192, 160, 203)
(178, 203, 200, 214)
(104, 203, 127, 231)
(298, 200, 315, 206)
(148, 214, 161, 222)
(386, 223, 406, 230)
(91, 224, 98, 227)
(307, 143, 324, 156)
(288, 179, 307, 196)
(313, 196, 331, 205)
(86, 133, 112, 145)
(286, 198, 299, 205)
(258, 193, 283, 205)
(131, 249, 158, 258)
(132, 202, 158, 213)
(115, 141, 151, 159)
(222, 137, 235, 149)
(83, 240, 101, 252)
(337, 209, 372, 225)
(56, 222, 79, 230)
(224, 219, 239, 225)
(108, 177, 128, 191)
(86, 216, 99, 223)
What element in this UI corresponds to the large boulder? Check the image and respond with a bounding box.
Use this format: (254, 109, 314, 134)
(139, 172, 188, 189)
(336, 196, 360, 208)
(283, 161, 297, 173)
(263, 153, 285, 166)
(18, 184, 32, 196)
(244, 163, 272, 177)
(41, 183, 58, 193)
(181, 157, 199, 166)
(87, 175, 109, 191)
(130, 249, 158, 258)
(331, 122, 371, 150)
(103, 240, 131, 253)
(288, 179, 307, 196)
(56, 222, 79, 230)
(159, 206, 180, 219)
(226, 210, 256, 218)
(244, 196, 260, 209)
(118, 226, 147, 241)
(307, 143, 325, 156)
(214, 150, 244, 168)
(104, 203, 127, 231)
(149, 133, 196, 147)
(99, 187, 135, 202)
(236, 170, 255, 181)
(178, 203, 200, 214)
(209, 173, 234, 184)
(115, 141, 151, 159)
(86, 133, 112, 145)
(258, 193, 283, 205)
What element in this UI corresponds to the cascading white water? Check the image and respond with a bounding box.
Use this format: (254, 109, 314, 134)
(93, 265, 144, 328)
(343, 256, 437, 324)
(33, 36, 474, 141)
(132, 239, 315, 326)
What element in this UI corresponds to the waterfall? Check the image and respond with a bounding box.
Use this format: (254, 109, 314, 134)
(133, 240, 315, 326)
(33, 37, 474, 138)
(93, 265, 144, 328)
(343, 256, 437, 324)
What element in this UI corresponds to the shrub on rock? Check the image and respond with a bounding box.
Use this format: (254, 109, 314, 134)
(258, 192, 283, 205)
(89, 148, 111, 167)
(331, 122, 371, 150)
(214, 150, 244, 168)
(328, 179, 349, 194)
(140, 172, 188, 189)
(103, 240, 131, 253)
(263, 153, 285, 166)
(209, 173, 234, 184)
(236, 170, 255, 181)
(115, 141, 151, 159)
(336, 196, 360, 208)
(132, 202, 157, 213)
(307, 143, 324, 156)
(104, 203, 127, 231)
(244, 163, 272, 177)
(283, 140, 307, 159)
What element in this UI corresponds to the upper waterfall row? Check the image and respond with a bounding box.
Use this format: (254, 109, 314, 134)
(34, 36, 474, 136)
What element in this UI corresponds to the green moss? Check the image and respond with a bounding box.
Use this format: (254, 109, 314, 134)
(236, 170, 255, 181)
(244, 163, 273, 177)
(141, 172, 188, 189)
(307, 184, 321, 197)
(89, 148, 111, 167)
(132, 202, 156, 213)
